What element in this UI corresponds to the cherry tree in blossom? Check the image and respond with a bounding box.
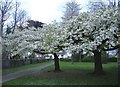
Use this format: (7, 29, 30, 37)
(3, 21, 67, 72)
(63, 6, 119, 74)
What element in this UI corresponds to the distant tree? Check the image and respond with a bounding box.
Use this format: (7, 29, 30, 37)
(0, 0, 13, 36)
(88, 0, 105, 12)
(11, 1, 20, 33)
(62, 0, 81, 22)
(11, 1, 30, 33)
(27, 20, 44, 28)
(88, 0, 118, 12)
(17, 10, 30, 28)
(108, 0, 117, 8)
(0, 0, 29, 35)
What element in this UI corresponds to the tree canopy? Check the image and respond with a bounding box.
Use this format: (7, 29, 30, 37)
(3, 6, 119, 57)
(63, 6, 119, 53)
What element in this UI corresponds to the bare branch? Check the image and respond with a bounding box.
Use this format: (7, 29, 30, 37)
(0, 0, 13, 36)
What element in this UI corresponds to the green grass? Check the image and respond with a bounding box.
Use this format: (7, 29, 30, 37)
(3, 62, 118, 85)
(2, 61, 51, 76)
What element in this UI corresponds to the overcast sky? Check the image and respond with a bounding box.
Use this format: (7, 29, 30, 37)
(17, 0, 116, 24)
(17, 0, 90, 24)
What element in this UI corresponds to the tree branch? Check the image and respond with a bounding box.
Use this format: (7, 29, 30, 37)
(33, 49, 52, 54)
(102, 44, 120, 51)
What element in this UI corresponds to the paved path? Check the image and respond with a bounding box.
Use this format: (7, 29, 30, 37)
(0, 62, 53, 83)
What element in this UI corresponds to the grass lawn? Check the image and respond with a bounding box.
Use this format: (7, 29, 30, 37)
(2, 62, 118, 85)
(2, 61, 52, 76)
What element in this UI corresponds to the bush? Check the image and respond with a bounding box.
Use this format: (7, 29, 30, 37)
(2, 59, 26, 69)
(81, 56, 117, 63)
(71, 53, 80, 62)
(28, 58, 47, 64)
(107, 57, 117, 62)
(60, 58, 71, 62)
(81, 56, 94, 62)
(2, 58, 48, 69)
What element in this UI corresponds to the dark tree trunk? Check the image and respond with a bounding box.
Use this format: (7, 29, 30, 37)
(1, 14, 4, 37)
(118, 45, 120, 64)
(93, 50, 104, 75)
(53, 53, 61, 72)
(79, 51, 83, 62)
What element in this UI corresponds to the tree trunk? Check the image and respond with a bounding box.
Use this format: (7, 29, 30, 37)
(118, 44, 120, 64)
(1, 14, 4, 37)
(53, 53, 61, 72)
(93, 50, 104, 75)
(79, 51, 83, 62)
